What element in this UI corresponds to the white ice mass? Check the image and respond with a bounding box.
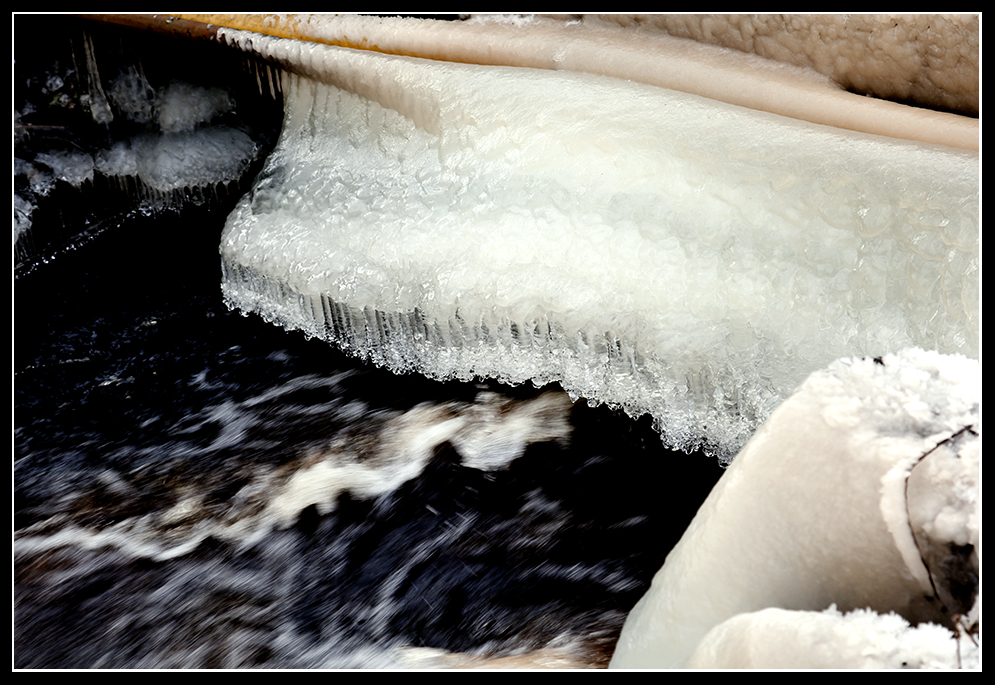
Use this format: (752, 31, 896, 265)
(217, 23, 978, 459)
(183, 15, 978, 668)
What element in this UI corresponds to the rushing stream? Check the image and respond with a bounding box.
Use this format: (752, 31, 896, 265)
(14, 204, 723, 668)
(14, 17, 723, 667)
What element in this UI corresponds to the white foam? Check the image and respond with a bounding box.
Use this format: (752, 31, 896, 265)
(262, 391, 572, 530)
(217, 33, 978, 458)
(14, 390, 573, 561)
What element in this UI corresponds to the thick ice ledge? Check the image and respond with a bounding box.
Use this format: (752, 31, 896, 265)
(218, 31, 978, 458)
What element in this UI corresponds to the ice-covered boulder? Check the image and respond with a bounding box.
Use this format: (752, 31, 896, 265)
(610, 349, 979, 668)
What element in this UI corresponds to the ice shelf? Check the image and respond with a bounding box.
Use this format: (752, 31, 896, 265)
(217, 28, 977, 459)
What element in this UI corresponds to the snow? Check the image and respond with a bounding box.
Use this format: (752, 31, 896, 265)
(684, 606, 978, 669)
(609, 349, 979, 668)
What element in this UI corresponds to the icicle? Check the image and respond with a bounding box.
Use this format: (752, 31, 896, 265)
(79, 31, 114, 125)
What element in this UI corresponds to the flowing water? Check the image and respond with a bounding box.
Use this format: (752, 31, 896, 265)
(14, 17, 724, 667)
(14, 205, 723, 668)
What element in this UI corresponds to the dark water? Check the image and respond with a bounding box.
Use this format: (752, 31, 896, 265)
(14, 15, 725, 669)
(14, 203, 725, 668)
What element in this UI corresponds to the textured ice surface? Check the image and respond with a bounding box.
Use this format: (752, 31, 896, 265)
(218, 31, 978, 457)
(32, 151, 95, 188)
(17, 77, 257, 202)
(156, 81, 235, 132)
(90, 76, 252, 193)
(95, 127, 257, 194)
(610, 348, 980, 668)
(684, 606, 978, 669)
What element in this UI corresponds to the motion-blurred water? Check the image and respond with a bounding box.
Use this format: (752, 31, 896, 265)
(13, 191, 723, 670)
(13, 16, 724, 668)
